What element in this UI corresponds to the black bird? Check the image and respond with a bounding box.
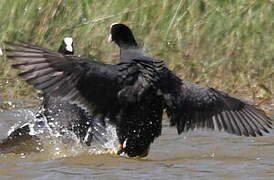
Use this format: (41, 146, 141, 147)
(4, 24, 272, 157)
(36, 37, 100, 143)
(107, 23, 272, 156)
(1, 38, 104, 151)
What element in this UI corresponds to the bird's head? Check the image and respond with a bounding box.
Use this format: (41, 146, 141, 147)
(108, 23, 138, 48)
(59, 37, 74, 55)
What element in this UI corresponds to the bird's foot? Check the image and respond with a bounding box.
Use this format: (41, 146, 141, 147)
(117, 143, 125, 155)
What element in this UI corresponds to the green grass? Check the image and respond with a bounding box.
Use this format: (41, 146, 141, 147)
(0, 0, 273, 108)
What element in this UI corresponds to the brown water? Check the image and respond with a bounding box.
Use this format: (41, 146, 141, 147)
(0, 107, 274, 180)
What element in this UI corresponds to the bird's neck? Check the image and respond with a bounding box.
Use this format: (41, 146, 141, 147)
(119, 47, 146, 63)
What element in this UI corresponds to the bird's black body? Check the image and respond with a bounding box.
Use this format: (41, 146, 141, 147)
(4, 24, 272, 157)
(116, 88, 164, 156)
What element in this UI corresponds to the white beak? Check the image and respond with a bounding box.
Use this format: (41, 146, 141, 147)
(107, 34, 112, 43)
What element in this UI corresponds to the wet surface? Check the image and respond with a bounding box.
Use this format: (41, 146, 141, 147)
(0, 106, 273, 180)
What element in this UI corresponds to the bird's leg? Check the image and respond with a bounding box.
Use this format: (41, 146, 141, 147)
(117, 143, 124, 155)
(117, 138, 127, 155)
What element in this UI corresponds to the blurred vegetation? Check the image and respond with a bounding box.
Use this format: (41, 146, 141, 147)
(0, 0, 273, 108)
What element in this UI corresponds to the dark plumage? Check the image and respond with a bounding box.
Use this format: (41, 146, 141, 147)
(4, 24, 272, 157)
(109, 24, 272, 136)
(37, 37, 97, 143)
(1, 38, 104, 150)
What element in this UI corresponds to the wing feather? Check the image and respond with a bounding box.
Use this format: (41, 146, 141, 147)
(160, 70, 272, 136)
(5, 42, 162, 125)
(4, 42, 120, 116)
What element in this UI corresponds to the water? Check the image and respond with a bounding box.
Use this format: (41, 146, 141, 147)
(0, 106, 274, 180)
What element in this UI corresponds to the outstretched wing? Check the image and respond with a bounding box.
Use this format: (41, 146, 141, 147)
(4, 42, 163, 122)
(4, 42, 120, 116)
(161, 70, 272, 136)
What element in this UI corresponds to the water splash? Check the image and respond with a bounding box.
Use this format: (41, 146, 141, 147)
(1, 108, 120, 159)
(88, 122, 119, 155)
